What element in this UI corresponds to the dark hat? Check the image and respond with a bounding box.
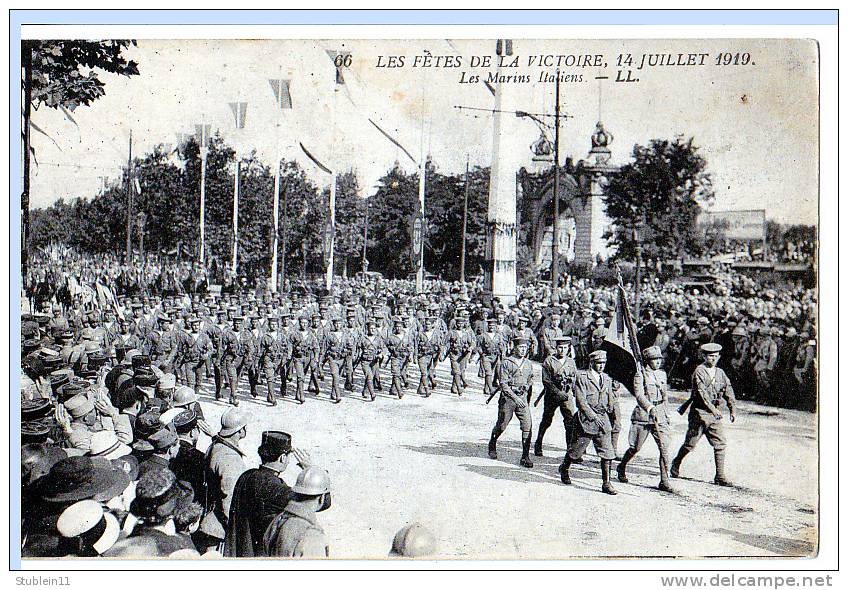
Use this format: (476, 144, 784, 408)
(57, 380, 89, 404)
(21, 421, 52, 445)
(22, 398, 53, 421)
(172, 408, 198, 434)
(554, 337, 572, 345)
(131, 355, 151, 370)
(148, 424, 179, 452)
(512, 336, 529, 345)
(259, 431, 292, 457)
(130, 467, 181, 520)
(23, 339, 40, 355)
(135, 410, 164, 440)
(34, 456, 130, 504)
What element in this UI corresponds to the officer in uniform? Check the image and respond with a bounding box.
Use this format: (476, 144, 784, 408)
(487, 336, 534, 468)
(306, 314, 324, 395)
(534, 337, 577, 457)
(671, 343, 737, 486)
(559, 350, 619, 495)
(616, 346, 674, 492)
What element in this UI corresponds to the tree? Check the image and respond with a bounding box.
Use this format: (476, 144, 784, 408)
(22, 40, 140, 275)
(603, 136, 714, 263)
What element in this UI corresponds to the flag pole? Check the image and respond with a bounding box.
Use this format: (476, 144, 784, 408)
(197, 124, 208, 266)
(232, 156, 240, 275)
(415, 88, 427, 293)
(460, 155, 469, 286)
(270, 78, 282, 295)
(326, 70, 338, 292)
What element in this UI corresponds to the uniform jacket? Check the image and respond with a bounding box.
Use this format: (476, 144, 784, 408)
(262, 500, 329, 558)
(225, 464, 292, 557)
(497, 355, 533, 402)
(632, 367, 670, 425)
(573, 369, 616, 435)
(541, 355, 577, 398)
(200, 436, 248, 540)
(687, 363, 736, 426)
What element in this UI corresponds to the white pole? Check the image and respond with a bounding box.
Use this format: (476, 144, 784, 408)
(271, 158, 281, 293)
(325, 76, 338, 291)
(199, 145, 207, 265)
(232, 156, 239, 274)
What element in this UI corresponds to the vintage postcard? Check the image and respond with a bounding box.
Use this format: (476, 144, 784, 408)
(12, 10, 834, 577)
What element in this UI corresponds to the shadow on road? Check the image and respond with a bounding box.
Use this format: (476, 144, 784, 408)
(711, 528, 815, 556)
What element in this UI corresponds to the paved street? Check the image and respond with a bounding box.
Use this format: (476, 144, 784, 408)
(193, 357, 818, 560)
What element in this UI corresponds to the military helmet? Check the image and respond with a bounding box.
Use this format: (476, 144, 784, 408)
(292, 466, 331, 496)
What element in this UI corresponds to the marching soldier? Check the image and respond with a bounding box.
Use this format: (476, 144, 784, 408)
(207, 309, 227, 401)
(415, 315, 444, 397)
(179, 315, 214, 395)
(487, 336, 534, 468)
(671, 343, 737, 486)
(513, 315, 538, 359)
(244, 316, 261, 400)
(542, 308, 564, 359)
(343, 310, 362, 391)
(559, 350, 619, 495)
(534, 336, 577, 457)
(221, 316, 247, 406)
(277, 312, 294, 400)
(307, 314, 324, 394)
(289, 315, 315, 404)
(258, 315, 284, 406)
(616, 346, 674, 493)
(445, 312, 474, 396)
(360, 319, 385, 401)
(324, 316, 347, 403)
(476, 318, 501, 399)
(151, 314, 179, 374)
(386, 317, 413, 399)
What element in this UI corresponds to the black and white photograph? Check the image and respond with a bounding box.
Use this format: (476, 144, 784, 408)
(14, 21, 829, 568)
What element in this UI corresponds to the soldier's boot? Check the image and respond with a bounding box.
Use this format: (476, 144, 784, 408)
(488, 429, 500, 460)
(601, 459, 618, 495)
(559, 457, 572, 485)
(617, 448, 636, 483)
(713, 450, 733, 487)
(520, 433, 534, 468)
(658, 456, 674, 493)
(670, 447, 689, 478)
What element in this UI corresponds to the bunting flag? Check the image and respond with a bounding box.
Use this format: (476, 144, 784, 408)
(228, 101, 248, 128)
(95, 282, 124, 320)
(268, 79, 293, 110)
(134, 177, 142, 195)
(368, 118, 417, 165)
(601, 274, 643, 392)
(326, 50, 351, 85)
(194, 124, 212, 148)
(299, 142, 333, 175)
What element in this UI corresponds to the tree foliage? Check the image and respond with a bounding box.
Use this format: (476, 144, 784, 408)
(603, 136, 714, 261)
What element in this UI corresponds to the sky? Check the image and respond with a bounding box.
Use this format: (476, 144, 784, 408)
(27, 38, 818, 224)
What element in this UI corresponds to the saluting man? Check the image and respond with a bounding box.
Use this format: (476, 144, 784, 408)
(559, 350, 619, 495)
(617, 346, 674, 492)
(671, 342, 737, 486)
(488, 336, 535, 468)
(534, 336, 577, 457)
